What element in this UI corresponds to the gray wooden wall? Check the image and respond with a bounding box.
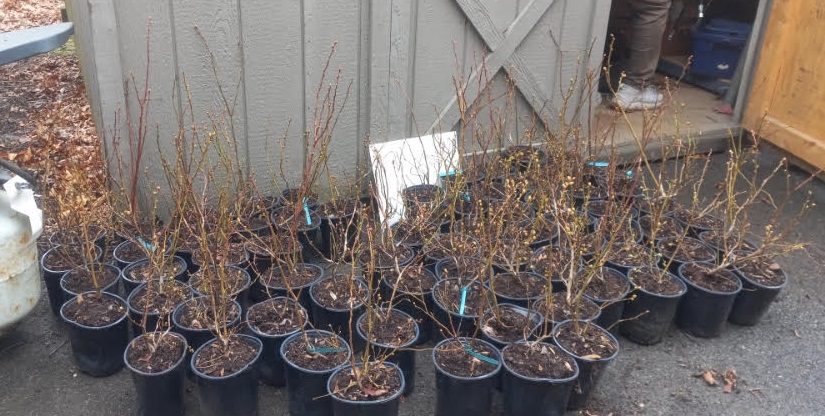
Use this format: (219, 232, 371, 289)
(65, 0, 611, 198)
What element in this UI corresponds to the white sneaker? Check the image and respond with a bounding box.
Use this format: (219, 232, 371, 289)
(611, 83, 663, 111)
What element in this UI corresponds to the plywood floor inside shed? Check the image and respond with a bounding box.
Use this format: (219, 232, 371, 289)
(594, 83, 737, 159)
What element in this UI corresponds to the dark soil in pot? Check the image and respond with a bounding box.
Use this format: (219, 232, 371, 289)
(244, 233, 303, 273)
(638, 214, 684, 243)
(479, 304, 541, 348)
(251, 260, 322, 307)
(553, 320, 619, 410)
(532, 292, 601, 337)
(271, 205, 322, 257)
(113, 239, 156, 269)
(501, 342, 579, 416)
(278, 188, 320, 211)
(41, 244, 102, 316)
(358, 243, 415, 286)
(697, 230, 757, 262)
(422, 233, 480, 268)
(191, 235, 249, 270)
(280, 330, 351, 416)
(309, 274, 369, 337)
(127, 280, 190, 335)
(668, 208, 724, 236)
(327, 362, 404, 416)
(676, 262, 742, 337)
(432, 278, 487, 339)
(488, 271, 546, 308)
(172, 297, 242, 356)
(657, 236, 717, 273)
(432, 337, 502, 416)
(491, 235, 534, 273)
(574, 267, 631, 335)
(380, 263, 437, 344)
(60, 291, 129, 377)
(434, 256, 493, 282)
(60, 263, 120, 300)
(729, 257, 787, 326)
(189, 265, 251, 308)
(246, 297, 308, 387)
(356, 309, 418, 396)
(125, 331, 187, 416)
(603, 241, 652, 274)
(121, 256, 188, 295)
(621, 267, 687, 345)
(191, 334, 263, 416)
(529, 245, 578, 286)
(391, 220, 439, 252)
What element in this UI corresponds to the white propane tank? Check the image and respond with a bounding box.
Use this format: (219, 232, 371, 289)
(0, 175, 43, 337)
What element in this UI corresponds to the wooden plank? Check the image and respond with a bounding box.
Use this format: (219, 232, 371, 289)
(111, 0, 181, 205)
(303, 0, 362, 193)
(239, 0, 304, 194)
(428, 0, 556, 134)
(387, 0, 418, 139)
(172, 0, 248, 184)
(368, 0, 393, 143)
(734, 0, 772, 122)
(743, 0, 825, 171)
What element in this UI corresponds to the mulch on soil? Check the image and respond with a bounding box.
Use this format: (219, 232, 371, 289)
(63, 292, 125, 327)
(329, 362, 402, 401)
(193, 335, 259, 377)
(503, 342, 577, 379)
(247, 298, 307, 335)
(435, 338, 498, 378)
(358, 309, 416, 347)
(126, 332, 186, 374)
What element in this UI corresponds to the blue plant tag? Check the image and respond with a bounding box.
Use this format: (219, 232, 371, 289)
(439, 169, 462, 178)
(461, 191, 471, 202)
(463, 343, 500, 366)
(137, 236, 156, 252)
(307, 346, 347, 354)
(586, 161, 609, 168)
(302, 197, 312, 225)
(625, 170, 634, 177)
(458, 286, 469, 315)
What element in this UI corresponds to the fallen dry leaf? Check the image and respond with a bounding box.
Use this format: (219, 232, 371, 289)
(696, 370, 718, 386)
(723, 369, 738, 393)
(581, 354, 602, 360)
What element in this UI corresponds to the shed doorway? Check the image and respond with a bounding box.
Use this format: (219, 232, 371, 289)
(596, 0, 766, 158)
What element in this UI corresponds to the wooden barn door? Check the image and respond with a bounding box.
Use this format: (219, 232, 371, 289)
(743, 1, 825, 171)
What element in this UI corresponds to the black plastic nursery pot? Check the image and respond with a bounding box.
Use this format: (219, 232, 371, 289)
(244, 237, 304, 281)
(581, 267, 631, 336)
(675, 262, 743, 338)
(327, 362, 405, 416)
(401, 183, 445, 218)
(501, 342, 580, 416)
(40, 244, 102, 316)
(190, 334, 263, 416)
(126, 280, 191, 336)
(60, 291, 129, 377)
(120, 256, 188, 296)
(280, 330, 351, 416)
(250, 262, 323, 315)
(271, 206, 322, 258)
(124, 331, 188, 416)
(532, 293, 602, 337)
(355, 309, 419, 396)
(431, 278, 487, 340)
(621, 267, 688, 345)
(728, 262, 787, 326)
(113, 238, 174, 270)
(59, 263, 121, 302)
(432, 337, 502, 416)
(318, 201, 360, 261)
(171, 297, 242, 360)
(421, 233, 481, 271)
(245, 297, 308, 387)
(478, 303, 541, 350)
(552, 320, 620, 410)
(309, 275, 368, 338)
(379, 267, 437, 345)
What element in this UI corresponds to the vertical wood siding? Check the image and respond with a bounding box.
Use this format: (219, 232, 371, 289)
(67, 0, 610, 196)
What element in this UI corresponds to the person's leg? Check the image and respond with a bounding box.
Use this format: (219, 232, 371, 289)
(625, 0, 671, 87)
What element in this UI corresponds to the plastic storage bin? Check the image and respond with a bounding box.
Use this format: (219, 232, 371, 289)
(690, 19, 751, 79)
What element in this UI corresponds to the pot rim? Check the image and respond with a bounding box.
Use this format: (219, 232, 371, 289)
(431, 278, 486, 319)
(126, 280, 191, 318)
(432, 337, 502, 380)
(327, 361, 405, 405)
(41, 244, 103, 274)
(60, 291, 128, 330)
(552, 319, 620, 362)
(189, 333, 263, 380)
(59, 263, 120, 298)
(487, 271, 547, 302)
(124, 331, 188, 376)
(309, 276, 368, 312)
(677, 261, 744, 295)
(501, 340, 580, 383)
(245, 297, 309, 338)
(625, 266, 688, 298)
(279, 329, 351, 374)
(190, 264, 251, 298)
(121, 255, 187, 285)
(579, 267, 631, 303)
(380, 267, 437, 296)
(171, 296, 242, 332)
(479, 303, 542, 344)
(355, 308, 420, 349)
(259, 262, 323, 291)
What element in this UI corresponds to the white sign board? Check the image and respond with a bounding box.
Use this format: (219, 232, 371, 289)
(369, 132, 459, 226)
